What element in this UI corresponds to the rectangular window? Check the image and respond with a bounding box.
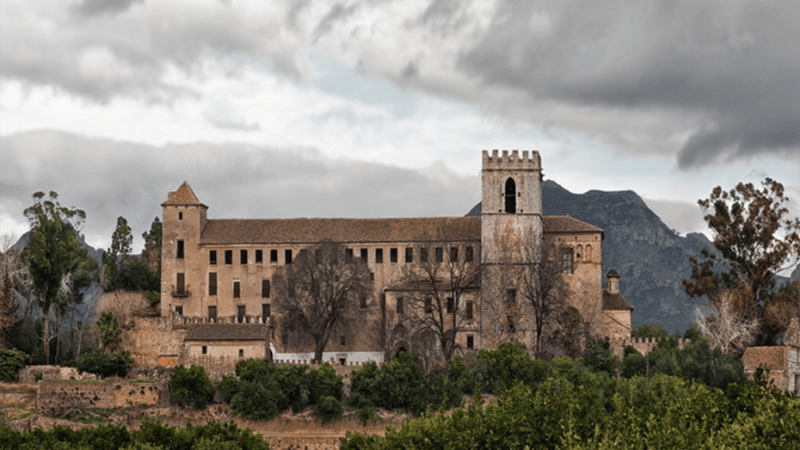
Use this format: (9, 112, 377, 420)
(465, 246, 474, 262)
(262, 279, 270, 298)
(360, 248, 368, 263)
(446, 297, 454, 313)
(282, 333, 288, 346)
(176, 273, 185, 294)
(233, 280, 241, 298)
(360, 295, 367, 309)
(375, 248, 383, 263)
(562, 248, 573, 274)
(425, 297, 432, 314)
(177, 240, 184, 259)
(390, 248, 398, 263)
(435, 247, 444, 263)
(507, 289, 517, 305)
(255, 249, 263, 263)
(466, 301, 474, 320)
(225, 250, 233, 265)
(340, 335, 346, 346)
(397, 297, 404, 314)
(262, 303, 271, 320)
(285, 249, 293, 264)
(420, 247, 428, 263)
(209, 250, 217, 265)
(405, 247, 413, 263)
(450, 246, 458, 262)
(239, 349, 245, 358)
(467, 335, 474, 350)
(178, 212, 183, 220)
(345, 248, 354, 263)
(208, 306, 217, 321)
(175, 305, 183, 316)
(237, 305, 245, 322)
(270, 249, 278, 263)
(315, 249, 323, 264)
(240, 249, 248, 264)
(201, 345, 207, 354)
(209, 273, 217, 296)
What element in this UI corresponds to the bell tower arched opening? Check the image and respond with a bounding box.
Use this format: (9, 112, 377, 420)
(505, 177, 517, 213)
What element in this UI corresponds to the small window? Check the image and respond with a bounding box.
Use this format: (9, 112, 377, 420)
(405, 247, 413, 263)
(370, 272, 374, 281)
(225, 250, 233, 265)
(450, 246, 458, 262)
(465, 246, 474, 262)
(285, 249, 293, 264)
(435, 247, 444, 263)
(177, 240, 184, 259)
(282, 333, 288, 346)
(208, 306, 217, 321)
(209, 272, 217, 296)
(176, 273, 185, 294)
(201, 345, 207, 355)
(420, 247, 429, 263)
(340, 335, 346, 346)
(175, 305, 183, 316)
(360, 295, 367, 309)
(262, 279, 270, 298)
(255, 249, 263, 263)
(360, 248, 368, 263)
(262, 303, 271, 320)
(240, 249, 247, 264)
(178, 212, 183, 220)
(390, 248, 398, 263)
(466, 335, 474, 350)
(239, 349, 244, 358)
(315, 249, 323, 264)
(233, 280, 241, 298)
(562, 248, 573, 274)
(446, 297, 454, 313)
(424, 297, 432, 314)
(397, 297, 404, 314)
(345, 248, 354, 263)
(507, 315, 516, 333)
(237, 305, 245, 322)
(375, 248, 383, 264)
(507, 289, 517, 305)
(505, 178, 517, 214)
(270, 249, 278, 263)
(466, 301, 474, 320)
(209, 250, 217, 265)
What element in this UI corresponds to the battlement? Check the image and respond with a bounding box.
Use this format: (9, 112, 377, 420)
(482, 149, 541, 170)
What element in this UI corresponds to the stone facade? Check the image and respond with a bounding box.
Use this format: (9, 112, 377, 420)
(742, 317, 800, 395)
(150, 150, 632, 368)
(36, 381, 168, 413)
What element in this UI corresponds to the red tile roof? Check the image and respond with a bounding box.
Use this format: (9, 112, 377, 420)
(162, 182, 207, 208)
(603, 291, 633, 311)
(185, 324, 268, 341)
(742, 346, 786, 372)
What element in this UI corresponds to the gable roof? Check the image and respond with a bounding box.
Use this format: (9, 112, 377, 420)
(741, 346, 786, 372)
(184, 324, 267, 341)
(199, 215, 601, 246)
(603, 291, 633, 311)
(162, 181, 207, 208)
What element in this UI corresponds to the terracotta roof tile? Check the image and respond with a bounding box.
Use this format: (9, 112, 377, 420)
(184, 324, 267, 341)
(162, 182, 206, 207)
(603, 291, 633, 310)
(742, 346, 786, 372)
(543, 216, 603, 233)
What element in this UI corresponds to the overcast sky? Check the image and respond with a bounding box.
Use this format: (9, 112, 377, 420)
(2, 0, 798, 253)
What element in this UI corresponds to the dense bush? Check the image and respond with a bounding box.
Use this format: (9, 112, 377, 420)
(0, 347, 31, 382)
(349, 352, 430, 414)
(474, 343, 550, 394)
(217, 375, 239, 403)
(316, 395, 344, 422)
(0, 418, 269, 450)
(75, 350, 134, 378)
(169, 365, 216, 410)
(231, 379, 284, 420)
(582, 338, 617, 376)
(648, 336, 744, 390)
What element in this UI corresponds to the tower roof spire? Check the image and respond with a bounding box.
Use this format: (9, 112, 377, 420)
(161, 181, 207, 208)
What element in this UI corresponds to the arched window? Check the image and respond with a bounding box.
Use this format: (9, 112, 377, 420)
(585, 244, 593, 261)
(505, 178, 517, 213)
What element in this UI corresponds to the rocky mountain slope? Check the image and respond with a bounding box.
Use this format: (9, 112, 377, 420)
(468, 180, 714, 332)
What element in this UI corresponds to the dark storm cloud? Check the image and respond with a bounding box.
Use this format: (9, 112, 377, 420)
(0, 130, 478, 250)
(454, 0, 800, 168)
(73, 0, 144, 17)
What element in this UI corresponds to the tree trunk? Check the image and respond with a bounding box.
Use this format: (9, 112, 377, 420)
(43, 303, 51, 364)
(314, 339, 325, 363)
(55, 310, 63, 363)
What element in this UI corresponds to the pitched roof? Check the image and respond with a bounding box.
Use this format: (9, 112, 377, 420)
(543, 216, 603, 233)
(741, 346, 786, 372)
(603, 291, 633, 310)
(162, 181, 207, 208)
(201, 217, 482, 245)
(199, 215, 601, 246)
(184, 324, 267, 341)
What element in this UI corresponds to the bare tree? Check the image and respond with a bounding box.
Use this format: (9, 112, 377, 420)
(273, 241, 373, 362)
(0, 235, 28, 348)
(694, 286, 759, 357)
(393, 241, 481, 365)
(95, 290, 151, 330)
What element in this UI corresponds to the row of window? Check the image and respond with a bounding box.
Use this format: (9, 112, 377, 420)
(198, 246, 476, 265)
(395, 296, 475, 319)
(175, 303, 272, 322)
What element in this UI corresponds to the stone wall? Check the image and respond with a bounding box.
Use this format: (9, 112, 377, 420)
(608, 336, 689, 359)
(36, 381, 168, 414)
(18, 366, 97, 384)
(122, 316, 187, 368)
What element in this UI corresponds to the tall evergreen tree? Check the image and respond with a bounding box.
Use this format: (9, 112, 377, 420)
(103, 216, 133, 291)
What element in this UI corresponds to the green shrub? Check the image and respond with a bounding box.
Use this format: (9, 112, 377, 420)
(306, 363, 343, 403)
(620, 348, 647, 378)
(230, 380, 284, 420)
(474, 343, 550, 394)
(583, 338, 617, 376)
(0, 348, 31, 382)
(348, 361, 380, 408)
(169, 365, 215, 410)
(355, 405, 379, 424)
(217, 375, 239, 403)
(447, 355, 480, 394)
(316, 395, 343, 422)
(75, 350, 134, 378)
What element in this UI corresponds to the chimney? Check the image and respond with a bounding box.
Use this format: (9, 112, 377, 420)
(606, 269, 620, 294)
